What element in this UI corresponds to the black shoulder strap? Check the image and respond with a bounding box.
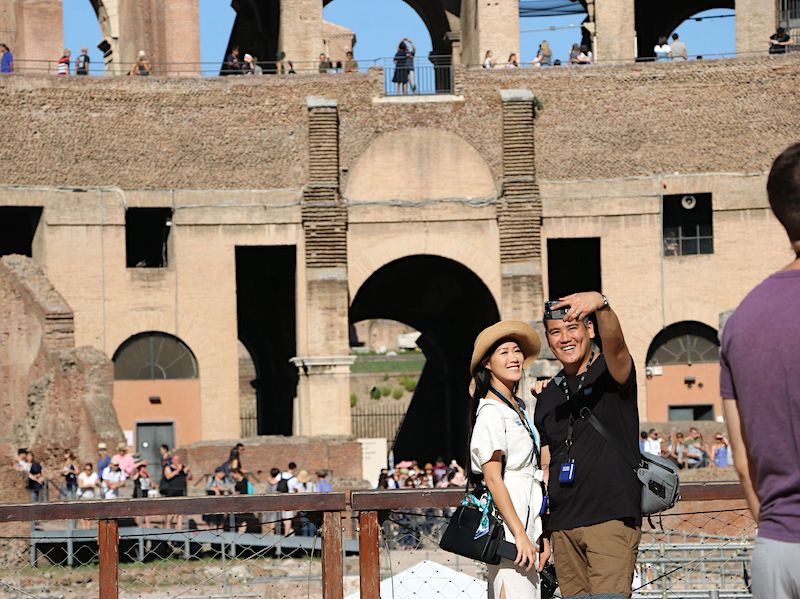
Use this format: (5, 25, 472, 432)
(579, 406, 640, 470)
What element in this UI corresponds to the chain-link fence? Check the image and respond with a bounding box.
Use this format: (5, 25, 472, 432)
(0, 485, 754, 599)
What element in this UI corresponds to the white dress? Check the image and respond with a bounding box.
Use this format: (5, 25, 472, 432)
(470, 397, 545, 598)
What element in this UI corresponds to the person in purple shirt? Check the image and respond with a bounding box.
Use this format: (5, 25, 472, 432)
(0, 44, 13, 73)
(721, 142, 800, 599)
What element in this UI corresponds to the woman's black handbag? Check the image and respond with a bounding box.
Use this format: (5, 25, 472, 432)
(439, 487, 504, 565)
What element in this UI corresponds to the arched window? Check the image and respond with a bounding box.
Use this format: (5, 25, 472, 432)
(113, 332, 198, 380)
(646, 321, 720, 366)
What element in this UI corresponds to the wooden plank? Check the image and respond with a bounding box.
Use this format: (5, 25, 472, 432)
(98, 519, 119, 599)
(0, 492, 347, 523)
(677, 482, 745, 502)
(358, 511, 380, 599)
(351, 488, 464, 510)
(322, 511, 344, 599)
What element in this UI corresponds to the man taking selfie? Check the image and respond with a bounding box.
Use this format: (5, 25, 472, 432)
(534, 292, 641, 599)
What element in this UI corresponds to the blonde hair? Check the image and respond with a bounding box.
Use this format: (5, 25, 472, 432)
(541, 40, 551, 56)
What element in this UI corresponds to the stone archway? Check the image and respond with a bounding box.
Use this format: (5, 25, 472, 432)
(226, 0, 458, 71)
(643, 321, 722, 422)
(635, 0, 735, 59)
(350, 255, 500, 463)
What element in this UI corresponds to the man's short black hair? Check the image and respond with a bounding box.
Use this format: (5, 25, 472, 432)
(270, 467, 281, 477)
(640, 431, 648, 440)
(160, 444, 169, 452)
(288, 462, 297, 470)
(767, 143, 800, 242)
(672, 33, 679, 40)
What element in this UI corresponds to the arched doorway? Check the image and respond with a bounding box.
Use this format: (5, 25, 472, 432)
(112, 332, 200, 468)
(644, 321, 721, 422)
(635, 0, 734, 59)
(350, 255, 500, 464)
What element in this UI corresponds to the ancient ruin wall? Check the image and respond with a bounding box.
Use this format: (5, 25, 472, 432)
(0, 255, 123, 500)
(0, 56, 798, 192)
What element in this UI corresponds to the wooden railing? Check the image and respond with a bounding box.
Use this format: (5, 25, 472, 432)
(0, 482, 746, 599)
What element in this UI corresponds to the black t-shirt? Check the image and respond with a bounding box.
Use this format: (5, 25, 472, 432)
(534, 354, 641, 530)
(235, 477, 249, 495)
(27, 462, 43, 491)
(769, 33, 791, 53)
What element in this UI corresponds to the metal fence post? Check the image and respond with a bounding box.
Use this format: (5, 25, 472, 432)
(358, 511, 380, 598)
(98, 519, 119, 599)
(322, 511, 344, 599)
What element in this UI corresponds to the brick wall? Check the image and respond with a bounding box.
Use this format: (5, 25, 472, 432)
(0, 255, 123, 500)
(0, 56, 798, 192)
(180, 436, 364, 483)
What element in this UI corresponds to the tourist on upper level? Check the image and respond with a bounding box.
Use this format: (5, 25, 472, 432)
(769, 27, 794, 54)
(317, 53, 332, 74)
(505, 53, 519, 68)
(392, 40, 411, 94)
(223, 46, 241, 74)
(568, 43, 581, 65)
(243, 54, 262, 75)
(575, 45, 594, 65)
(670, 33, 688, 60)
(1, 43, 14, 73)
(483, 49, 495, 69)
(654, 37, 671, 62)
(60, 449, 79, 500)
(344, 50, 359, 73)
(531, 41, 551, 67)
(57, 49, 70, 75)
(75, 48, 90, 75)
(129, 51, 151, 76)
(404, 39, 417, 92)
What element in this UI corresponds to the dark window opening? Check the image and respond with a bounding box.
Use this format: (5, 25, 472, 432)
(663, 193, 713, 256)
(235, 246, 297, 436)
(0, 207, 42, 258)
(669, 404, 715, 421)
(547, 238, 602, 299)
(113, 332, 198, 380)
(125, 208, 172, 268)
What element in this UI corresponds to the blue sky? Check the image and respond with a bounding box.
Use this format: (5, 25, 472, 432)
(63, 0, 735, 74)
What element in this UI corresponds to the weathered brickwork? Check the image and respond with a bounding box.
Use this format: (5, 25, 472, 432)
(0, 255, 124, 502)
(1, 56, 798, 192)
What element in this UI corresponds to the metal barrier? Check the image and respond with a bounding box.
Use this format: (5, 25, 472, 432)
(0, 482, 750, 598)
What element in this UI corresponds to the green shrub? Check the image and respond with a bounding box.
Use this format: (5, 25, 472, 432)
(380, 385, 391, 397)
(370, 386, 381, 400)
(350, 393, 358, 408)
(391, 387, 404, 400)
(400, 376, 418, 393)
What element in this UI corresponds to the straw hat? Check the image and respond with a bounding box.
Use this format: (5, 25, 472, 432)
(296, 469, 310, 484)
(469, 320, 541, 375)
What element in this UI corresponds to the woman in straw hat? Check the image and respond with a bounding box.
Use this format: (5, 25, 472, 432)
(469, 320, 550, 597)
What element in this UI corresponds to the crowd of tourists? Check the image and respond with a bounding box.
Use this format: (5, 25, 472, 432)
(640, 427, 730, 468)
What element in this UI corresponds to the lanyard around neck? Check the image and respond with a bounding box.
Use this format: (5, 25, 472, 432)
(488, 384, 541, 460)
(559, 352, 595, 455)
